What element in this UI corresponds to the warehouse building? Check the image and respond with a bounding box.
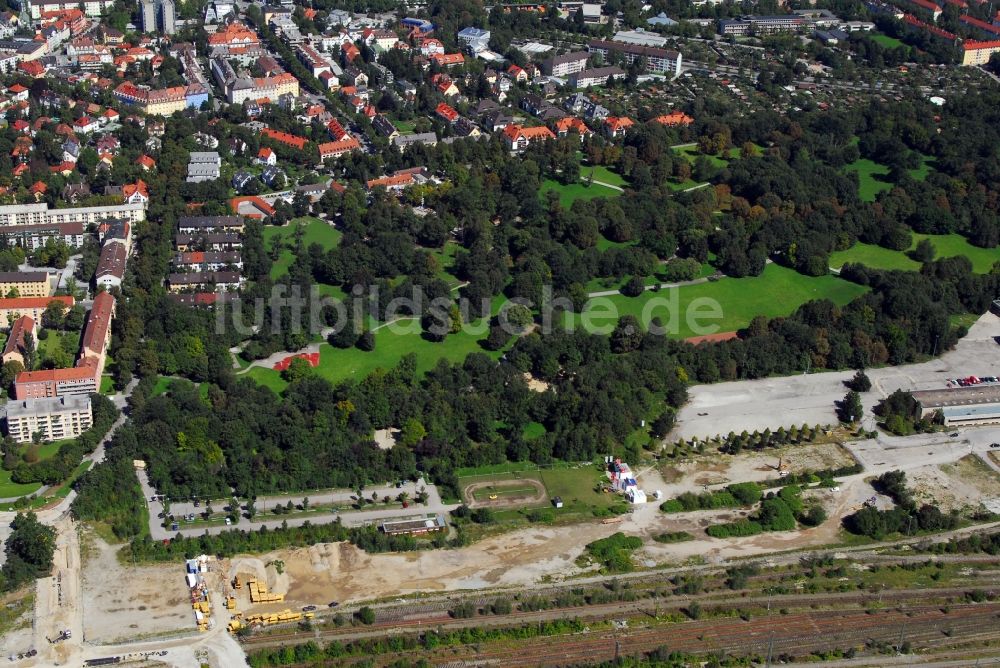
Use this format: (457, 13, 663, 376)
(912, 386, 1000, 426)
(380, 515, 447, 535)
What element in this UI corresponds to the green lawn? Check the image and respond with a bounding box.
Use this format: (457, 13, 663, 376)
(245, 324, 499, 393)
(264, 218, 343, 280)
(831, 233, 1000, 274)
(393, 119, 417, 133)
(912, 233, 1000, 273)
(540, 179, 621, 208)
(870, 33, 904, 48)
(0, 468, 41, 499)
(539, 467, 622, 513)
(523, 421, 546, 440)
(100, 376, 115, 394)
(829, 243, 920, 271)
(37, 330, 80, 369)
(581, 164, 627, 187)
(568, 264, 868, 337)
(595, 235, 636, 252)
(430, 241, 462, 287)
(844, 155, 933, 202)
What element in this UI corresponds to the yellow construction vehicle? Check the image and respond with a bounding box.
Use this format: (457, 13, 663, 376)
(488, 494, 498, 500)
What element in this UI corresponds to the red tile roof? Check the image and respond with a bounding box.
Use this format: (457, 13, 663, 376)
(260, 128, 308, 150)
(81, 290, 113, 356)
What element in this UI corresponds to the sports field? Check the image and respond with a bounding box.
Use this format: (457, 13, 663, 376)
(456, 464, 625, 516)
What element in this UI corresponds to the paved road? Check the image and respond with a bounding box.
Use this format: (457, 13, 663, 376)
(674, 311, 1000, 440)
(140, 471, 459, 540)
(587, 276, 713, 299)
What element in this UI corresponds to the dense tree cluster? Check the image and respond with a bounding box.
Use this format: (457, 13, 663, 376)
(843, 471, 958, 539)
(1, 513, 55, 592)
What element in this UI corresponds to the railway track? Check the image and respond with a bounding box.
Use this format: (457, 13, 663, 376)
(363, 603, 1000, 667)
(243, 584, 989, 648)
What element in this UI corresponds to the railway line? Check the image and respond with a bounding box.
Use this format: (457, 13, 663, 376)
(247, 602, 1000, 667)
(242, 585, 995, 649)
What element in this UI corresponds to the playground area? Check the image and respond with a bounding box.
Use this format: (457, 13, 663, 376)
(272, 352, 320, 372)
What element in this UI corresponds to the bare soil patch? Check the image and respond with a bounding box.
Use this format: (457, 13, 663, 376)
(80, 532, 192, 644)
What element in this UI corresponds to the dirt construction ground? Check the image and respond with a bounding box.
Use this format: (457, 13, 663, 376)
(909, 454, 1000, 514)
(659, 442, 857, 494)
(236, 462, 887, 610)
(81, 531, 193, 644)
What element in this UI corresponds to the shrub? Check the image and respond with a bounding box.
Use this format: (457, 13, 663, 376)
(706, 520, 763, 538)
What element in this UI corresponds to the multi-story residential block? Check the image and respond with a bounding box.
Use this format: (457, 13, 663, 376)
(6, 394, 92, 443)
(113, 81, 207, 115)
(27, 0, 114, 19)
(0, 272, 49, 298)
(167, 271, 243, 292)
(1, 315, 34, 366)
(95, 241, 127, 289)
(0, 295, 73, 328)
(13, 366, 97, 400)
(173, 251, 242, 272)
(587, 39, 683, 76)
(187, 152, 221, 183)
(541, 50, 590, 76)
(569, 65, 625, 88)
(177, 216, 245, 234)
(0, 222, 86, 250)
(0, 202, 145, 228)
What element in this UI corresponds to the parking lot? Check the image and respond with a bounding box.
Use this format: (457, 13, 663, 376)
(674, 312, 1000, 440)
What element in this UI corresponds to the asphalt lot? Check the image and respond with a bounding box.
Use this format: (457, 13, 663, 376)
(674, 312, 1000, 440)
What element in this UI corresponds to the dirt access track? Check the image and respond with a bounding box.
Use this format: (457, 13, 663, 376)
(464, 478, 547, 509)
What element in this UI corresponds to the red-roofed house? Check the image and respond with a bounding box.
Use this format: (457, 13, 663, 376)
(230, 196, 276, 219)
(318, 136, 361, 160)
(653, 110, 694, 126)
(327, 118, 349, 140)
(366, 172, 415, 191)
(501, 124, 555, 151)
(435, 102, 459, 123)
(138, 154, 156, 171)
(419, 37, 444, 55)
(18, 60, 44, 78)
(122, 179, 149, 204)
(432, 52, 465, 67)
(341, 41, 360, 62)
(260, 128, 308, 150)
(553, 117, 591, 140)
(507, 64, 528, 82)
(256, 147, 277, 166)
(2, 315, 34, 366)
(603, 116, 634, 138)
(73, 115, 99, 134)
(29, 181, 47, 200)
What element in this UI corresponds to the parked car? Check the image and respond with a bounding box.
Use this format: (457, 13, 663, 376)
(303, 605, 317, 612)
